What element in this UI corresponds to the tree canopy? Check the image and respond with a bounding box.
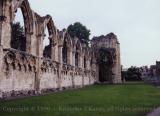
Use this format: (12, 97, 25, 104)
(67, 22, 90, 44)
(11, 22, 26, 51)
(124, 66, 142, 81)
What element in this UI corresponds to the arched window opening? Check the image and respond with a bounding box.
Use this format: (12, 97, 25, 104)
(11, 8, 26, 51)
(75, 46, 79, 67)
(43, 28, 51, 58)
(62, 41, 68, 64)
(84, 57, 86, 69)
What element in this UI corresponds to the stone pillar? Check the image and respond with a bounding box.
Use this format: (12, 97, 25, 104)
(34, 34, 43, 93)
(58, 45, 63, 64)
(92, 58, 98, 82)
(0, 45, 3, 78)
(0, 0, 11, 48)
(26, 32, 33, 54)
(57, 45, 63, 89)
(67, 48, 72, 65)
(36, 34, 44, 58)
(112, 43, 122, 84)
(81, 54, 84, 68)
(72, 50, 75, 88)
(112, 62, 117, 83)
(34, 58, 42, 93)
(0, 45, 3, 98)
(72, 51, 75, 67)
(49, 35, 58, 61)
(116, 43, 122, 83)
(79, 54, 82, 68)
(96, 64, 99, 82)
(27, 32, 37, 56)
(86, 58, 90, 70)
(51, 43, 56, 61)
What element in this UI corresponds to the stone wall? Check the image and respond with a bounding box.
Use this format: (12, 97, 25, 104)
(0, 0, 121, 99)
(91, 33, 122, 83)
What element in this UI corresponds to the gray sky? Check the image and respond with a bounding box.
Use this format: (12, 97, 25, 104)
(16, 0, 160, 68)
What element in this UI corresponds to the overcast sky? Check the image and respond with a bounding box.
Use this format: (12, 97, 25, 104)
(16, 0, 160, 68)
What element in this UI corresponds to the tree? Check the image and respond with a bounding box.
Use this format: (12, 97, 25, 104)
(11, 22, 26, 51)
(125, 66, 142, 81)
(67, 22, 90, 45)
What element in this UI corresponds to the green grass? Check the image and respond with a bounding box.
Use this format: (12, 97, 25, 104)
(0, 83, 160, 116)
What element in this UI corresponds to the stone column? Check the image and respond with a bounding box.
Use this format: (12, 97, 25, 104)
(0, 45, 3, 79)
(0, 45, 3, 98)
(26, 32, 38, 56)
(72, 51, 75, 67)
(72, 50, 75, 88)
(116, 43, 122, 83)
(86, 58, 90, 70)
(34, 33, 44, 93)
(36, 34, 44, 58)
(79, 53, 82, 68)
(51, 45, 55, 61)
(81, 54, 84, 68)
(112, 62, 117, 83)
(0, 0, 11, 48)
(92, 58, 98, 82)
(67, 48, 72, 65)
(95, 64, 99, 83)
(50, 40, 57, 61)
(58, 45, 63, 64)
(26, 32, 32, 53)
(57, 45, 63, 89)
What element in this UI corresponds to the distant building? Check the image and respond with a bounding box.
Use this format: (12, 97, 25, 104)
(156, 61, 160, 76)
(149, 65, 156, 77)
(140, 66, 149, 79)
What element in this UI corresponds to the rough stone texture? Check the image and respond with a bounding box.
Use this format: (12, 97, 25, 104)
(0, 0, 122, 99)
(91, 33, 122, 83)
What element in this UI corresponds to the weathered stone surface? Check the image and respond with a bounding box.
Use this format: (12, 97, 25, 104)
(0, 0, 121, 99)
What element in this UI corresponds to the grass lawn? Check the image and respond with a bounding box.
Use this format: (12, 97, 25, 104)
(0, 83, 160, 116)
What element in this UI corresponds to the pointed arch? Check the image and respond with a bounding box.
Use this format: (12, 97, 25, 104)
(11, 0, 34, 53)
(44, 15, 57, 44)
(75, 39, 82, 67)
(62, 32, 73, 64)
(43, 15, 57, 58)
(13, 0, 34, 34)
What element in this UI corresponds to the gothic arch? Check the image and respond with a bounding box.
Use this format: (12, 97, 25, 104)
(44, 15, 57, 44)
(43, 15, 57, 58)
(34, 13, 58, 58)
(62, 32, 72, 64)
(11, 0, 34, 52)
(74, 39, 82, 67)
(13, 0, 34, 34)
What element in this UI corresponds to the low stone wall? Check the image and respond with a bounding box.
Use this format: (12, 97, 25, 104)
(0, 49, 96, 99)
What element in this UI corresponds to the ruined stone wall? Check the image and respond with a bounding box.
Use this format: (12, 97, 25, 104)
(0, 48, 37, 98)
(0, 0, 121, 99)
(91, 33, 122, 83)
(39, 59, 59, 90)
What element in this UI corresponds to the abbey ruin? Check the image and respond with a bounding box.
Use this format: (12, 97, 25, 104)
(0, 0, 121, 99)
